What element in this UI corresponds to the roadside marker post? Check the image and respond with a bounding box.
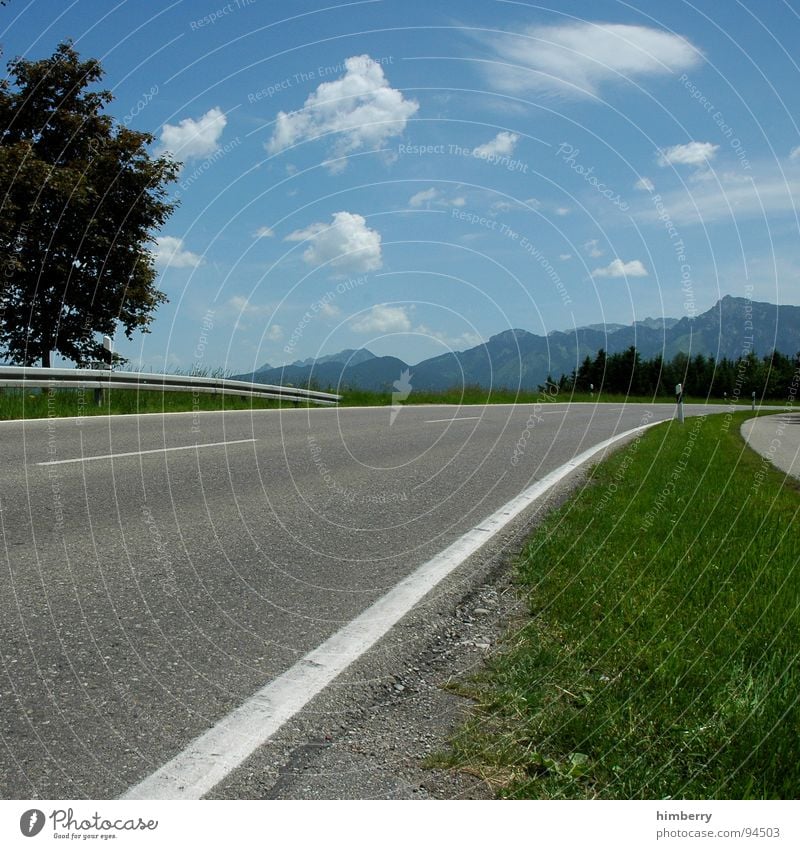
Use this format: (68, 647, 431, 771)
(675, 382, 684, 424)
(752, 391, 756, 411)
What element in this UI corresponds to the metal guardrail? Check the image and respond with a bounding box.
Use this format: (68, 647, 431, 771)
(0, 366, 341, 406)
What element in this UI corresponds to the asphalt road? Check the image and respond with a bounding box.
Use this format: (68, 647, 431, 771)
(0, 400, 731, 798)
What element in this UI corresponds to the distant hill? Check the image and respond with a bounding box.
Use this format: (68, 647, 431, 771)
(288, 348, 375, 369)
(635, 316, 680, 331)
(234, 297, 800, 392)
(235, 348, 375, 383)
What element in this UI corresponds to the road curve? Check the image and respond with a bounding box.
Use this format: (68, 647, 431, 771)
(0, 401, 729, 798)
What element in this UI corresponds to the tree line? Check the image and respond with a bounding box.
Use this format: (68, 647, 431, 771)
(545, 347, 800, 400)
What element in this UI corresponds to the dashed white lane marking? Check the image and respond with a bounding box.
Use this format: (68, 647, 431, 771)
(36, 438, 257, 466)
(121, 421, 659, 800)
(424, 416, 482, 423)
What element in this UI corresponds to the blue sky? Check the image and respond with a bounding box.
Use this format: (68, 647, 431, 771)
(4, 0, 800, 373)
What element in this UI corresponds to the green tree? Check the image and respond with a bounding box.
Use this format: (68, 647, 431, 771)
(0, 41, 178, 366)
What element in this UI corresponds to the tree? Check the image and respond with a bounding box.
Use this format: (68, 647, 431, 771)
(0, 41, 178, 366)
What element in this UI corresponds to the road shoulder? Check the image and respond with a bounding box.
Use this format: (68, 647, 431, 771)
(208, 469, 598, 800)
(741, 413, 800, 481)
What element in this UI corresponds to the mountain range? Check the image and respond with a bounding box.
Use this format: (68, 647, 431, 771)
(234, 297, 800, 393)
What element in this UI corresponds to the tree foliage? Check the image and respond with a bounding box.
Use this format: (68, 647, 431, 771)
(0, 41, 178, 366)
(560, 345, 800, 400)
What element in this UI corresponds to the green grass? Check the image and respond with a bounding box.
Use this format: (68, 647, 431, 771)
(337, 385, 711, 407)
(434, 411, 800, 799)
(0, 387, 296, 420)
(0, 383, 723, 419)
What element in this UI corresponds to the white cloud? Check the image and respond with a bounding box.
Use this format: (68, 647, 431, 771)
(408, 188, 467, 210)
(253, 226, 275, 239)
(658, 141, 718, 167)
(584, 239, 604, 258)
(351, 304, 412, 333)
(473, 131, 519, 159)
(592, 258, 648, 278)
(153, 236, 204, 269)
(635, 176, 655, 191)
(267, 54, 419, 171)
(285, 211, 382, 273)
(320, 302, 341, 318)
(266, 324, 283, 341)
(157, 107, 226, 160)
(409, 187, 439, 207)
(559, 254, 572, 261)
(790, 146, 800, 161)
(228, 295, 273, 316)
(555, 207, 571, 216)
(482, 22, 701, 97)
(641, 166, 800, 226)
(416, 324, 484, 349)
(490, 198, 540, 215)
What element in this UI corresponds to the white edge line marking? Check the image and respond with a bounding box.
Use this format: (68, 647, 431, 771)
(424, 416, 482, 423)
(36, 438, 258, 466)
(121, 421, 659, 800)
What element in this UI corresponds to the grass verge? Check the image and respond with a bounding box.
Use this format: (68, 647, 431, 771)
(0, 388, 296, 420)
(1, 384, 715, 419)
(432, 411, 800, 798)
(334, 386, 710, 407)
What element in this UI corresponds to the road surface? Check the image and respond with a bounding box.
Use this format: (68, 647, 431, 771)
(0, 400, 732, 798)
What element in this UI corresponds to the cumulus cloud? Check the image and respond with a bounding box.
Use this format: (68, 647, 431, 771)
(635, 176, 655, 191)
(267, 55, 418, 171)
(790, 146, 800, 160)
(592, 258, 648, 278)
(285, 211, 382, 273)
(559, 254, 572, 261)
(658, 141, 718, 167)
(481, 22, 701, 97)
(473, 131, 519, 159)
(157, 107, 226, 160)
(153, 236, 204, 268)
(351, 304, 412, 333)
(253, 226, 275, 238)
(266, 324, 284, 341)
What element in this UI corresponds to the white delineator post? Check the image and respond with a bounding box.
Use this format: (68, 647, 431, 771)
(103, 335, 113, 368)
(676, 382, 684, 424)
(96, 335, 113, 406)
(751, 391, 756, 411)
